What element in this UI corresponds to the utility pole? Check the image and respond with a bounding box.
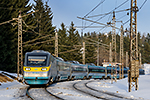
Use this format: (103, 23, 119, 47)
(126, 52, 128, 67)
(112, 11, 116, 63)
(139, 53, 141, 68)
(17, 11, 23, 78)
(128, 0, 139, 92)
(110, 42, 113, 84)
(0, 10, 39, 79)
(111, 11, 117, 82)
(109, 42, 112, 63)
(55, 30, 58, 57)
(120, 25, 124, 79)
(83, 42, 85, 64)
(97, 40, 100, 66)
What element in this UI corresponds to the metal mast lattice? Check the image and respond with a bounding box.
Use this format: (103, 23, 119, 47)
(128, 0, 139, 92)
(55, 30, 58, 57)
(120, 25, 124, 79)
(17, 12, 23, 78)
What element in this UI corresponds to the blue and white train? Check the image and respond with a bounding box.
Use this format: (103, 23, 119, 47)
(23, 50, 145, 85)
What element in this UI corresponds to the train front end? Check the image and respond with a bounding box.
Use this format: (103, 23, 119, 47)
(23, 50, 50, 85)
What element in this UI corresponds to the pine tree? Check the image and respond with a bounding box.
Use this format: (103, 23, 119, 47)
(83, 32, 97, 65)
(66, 22, 81, 62)
(32, 0, 55, 53)
(0, 0, 32, 72)
(58, 23, 68, 61)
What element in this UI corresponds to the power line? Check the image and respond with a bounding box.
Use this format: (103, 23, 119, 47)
(59, 48, 80, 54)
(0, 7, 19, 10)
(83, 0, 129, 30)
(84, 37, 109, 47)
(87, 8, 130, 18)
(23, 35, 54, 45)
(122, 0, 148, 26)
(84, 0, 106, 17)
(0, 10, 38, 26)
(139, 0, 147, 10)
(123, 19, 130, 25)
(22, 19, 42, 35)
(23, 39, 55, 47)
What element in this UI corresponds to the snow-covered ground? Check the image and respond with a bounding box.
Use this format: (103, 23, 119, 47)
(0, 70, 150, 100)
(143, 64, 150, 75)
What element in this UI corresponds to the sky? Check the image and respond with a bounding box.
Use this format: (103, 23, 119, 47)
(29, 0, 150, 36)
(0, 65, 150, 100)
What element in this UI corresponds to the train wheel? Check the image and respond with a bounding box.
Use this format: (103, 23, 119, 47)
(102, 76, 105, 80)
(107, 76, 110, 79)
(71, 76, 74, 81)
(53, 76, 57, 83)
(83, 76, 87, 80)
(67, 76, 70, 81)
(88, 76, 92, 80)
(57, 76, 60, 81)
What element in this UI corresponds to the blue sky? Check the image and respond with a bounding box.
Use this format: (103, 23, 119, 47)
(29, 0, 150, 35)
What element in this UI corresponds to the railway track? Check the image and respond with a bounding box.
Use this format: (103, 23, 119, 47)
(1, 72, 18, 80)
(73, 80, 133, 100)
(26, 85, 64, 100)
(0, 72, 137, 99)
(1, 72, 64, 100)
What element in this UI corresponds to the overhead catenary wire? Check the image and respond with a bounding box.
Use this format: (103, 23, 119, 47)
(0, 7, 20, 10)
(84, 40, 109, 50)
(23, 39, 55, 47)
(84, 0, 106, 18)
(81, 0, 129, 30)
(87, 8, 130, 18)
(77, 16, 121, 30)
(139, 0, 147, 10)
(0, 10, 38, 26)
(84, 37, 109, 47)
(22, 33, 53, 44)
(59, 48, 80, 54)
(58, 45, 82, 47)
(122, 0, 148, 26)
(22, 19, 42, 35)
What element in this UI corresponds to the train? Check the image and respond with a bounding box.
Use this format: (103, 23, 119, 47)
(23, 50, 145, 85)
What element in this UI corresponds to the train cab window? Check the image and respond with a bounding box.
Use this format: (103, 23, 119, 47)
(27, 55, 47, 66)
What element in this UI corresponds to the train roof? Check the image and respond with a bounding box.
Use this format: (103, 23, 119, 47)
(26, 50, 50, 55)
(86, 63, 96, 66)
(88, 65, 104, 68)
(71, 63, 87, 67)
(88, 65, 105, 69)
(57, 59, 70, 64)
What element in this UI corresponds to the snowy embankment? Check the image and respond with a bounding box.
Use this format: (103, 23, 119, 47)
(0, 70, 150, 100)
(87, 75, 150, 100)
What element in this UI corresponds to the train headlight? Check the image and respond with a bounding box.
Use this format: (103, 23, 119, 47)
(41, 68, 47, 71)
(25, 68, 31, 71)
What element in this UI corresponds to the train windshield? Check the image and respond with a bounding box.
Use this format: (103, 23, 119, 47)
(27, 55, 47, 66)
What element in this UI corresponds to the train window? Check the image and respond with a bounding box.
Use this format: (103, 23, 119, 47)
(124, 70, 127, 74)
(59, 65, 70, 71)
(89, 69, 105, 73)
(107, 70, 111, 73)
(27, 55, 47, 66)
(73, 67, 87, 72)
(50, 55, 55, 63)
